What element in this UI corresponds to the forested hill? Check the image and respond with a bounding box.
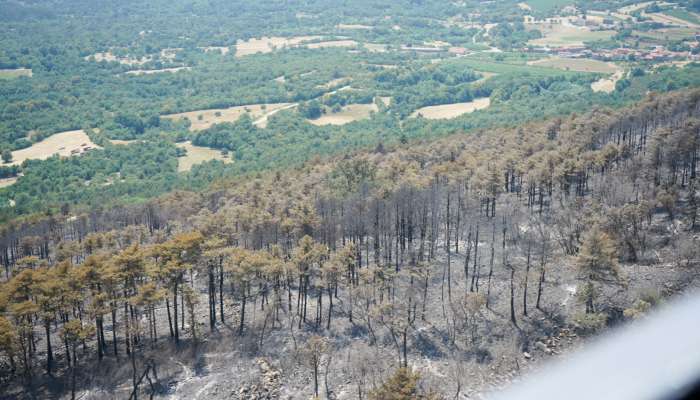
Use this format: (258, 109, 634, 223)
(0, 88, 698, 398)
(3, 0, 700, 226)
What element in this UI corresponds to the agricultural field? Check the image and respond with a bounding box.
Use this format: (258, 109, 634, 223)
(583, 14, 609, 25)
(645, 11, 700, 28)
(176, 141, 232, 172)
(410, 97, 491, 120)
(454, 58, 579, 77)
(618, 2, 655, 14)
(0, 68, 32, 79)
(307, 103, 378, 125)
(633, 27, 697, 41)
(528, 24, 616, 47)
(235, 36, 321, 57)
(528, 57, 620, 73)
(653, 60, 693, 69)
(664, 8, 700, 25)
(163, 103, 295, 131)
(8, 130, 99, 166)
(306, 40, 359, 49)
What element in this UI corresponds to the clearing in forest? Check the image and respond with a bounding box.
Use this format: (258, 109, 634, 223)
(424, 40, 451, 48)
(591, 70, 625, 93)
(0, 68, 32, 79)
(368, 63, 398, 69)
(108, 139, 138, 145)
(163, 103, 295, 131)
(9, 130, 100, 166)
(235, 36, 322, 57)
(86, 52, 151, 65)
(410, 98, 491, 120)
(252, 103, 298, 128)
(0, 177, 18, 188)
(377, 96, 392, 106)
(125, 67, 191, 75)
(307, 103, 378, 126)
(528, 57, 620, 74)
(317, 78, 352, 89)
(200, 46, 231, 55)
(528, 24, 615, 47)
(176, 141, 232, 172)
(159, 48, 181, 61)
(306, 40, 358, 49)
(337, 24, 373, 30)
(364, 43, 388, 52)
(473, 71, 498, 84)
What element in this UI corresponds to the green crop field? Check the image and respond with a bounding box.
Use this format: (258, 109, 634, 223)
(452, 58, 584, 77)
(665, 8, 700, 25)
(0, 68, 32, 79)
(634, 27, 697, 41)
(525, 0, 574, 13)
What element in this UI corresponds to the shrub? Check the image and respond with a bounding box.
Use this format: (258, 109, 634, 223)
(573, 312, 607, 335)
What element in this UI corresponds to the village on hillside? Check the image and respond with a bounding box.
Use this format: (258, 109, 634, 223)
(520, 2, 700, 62)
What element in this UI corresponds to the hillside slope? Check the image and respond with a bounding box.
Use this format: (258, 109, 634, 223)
(0, 88, 699, 399)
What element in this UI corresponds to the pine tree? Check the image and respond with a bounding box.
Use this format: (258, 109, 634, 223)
(0, 316, 19, 375)
(301, 335, 329, 398)
(1, 149, 12, 164)
(576, 226, 621, 314)
(61, 320, 94, 400)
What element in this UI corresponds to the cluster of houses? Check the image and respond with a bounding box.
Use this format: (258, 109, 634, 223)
(527, 41, 700, 62)
(522, 5, 700, 63)
(523, 13, 621, 30)
(596, 45, 699, 61)
(420, 4, 700, 65)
